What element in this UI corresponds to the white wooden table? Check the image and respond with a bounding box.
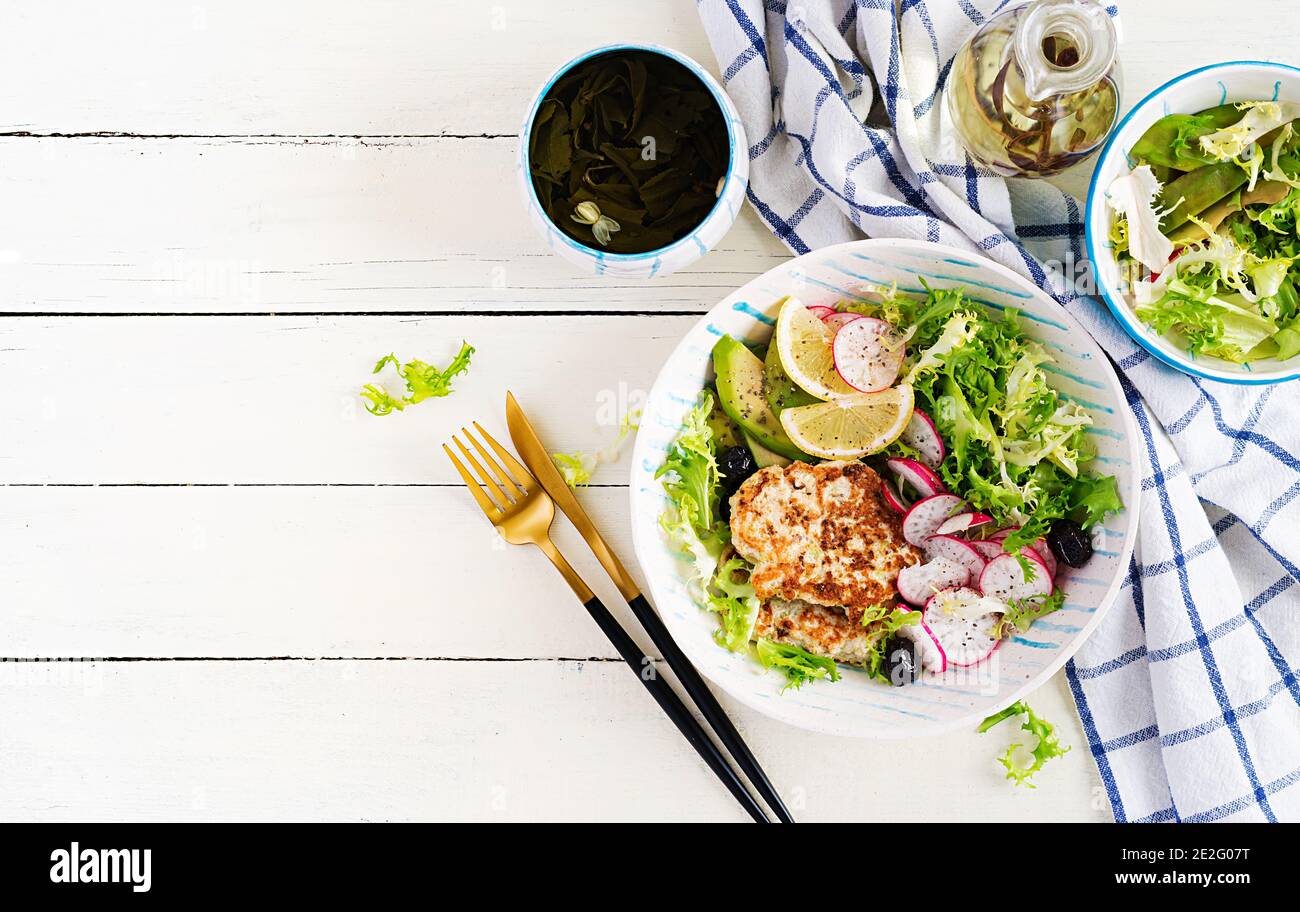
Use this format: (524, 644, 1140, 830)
(0, 0, 1290, 822)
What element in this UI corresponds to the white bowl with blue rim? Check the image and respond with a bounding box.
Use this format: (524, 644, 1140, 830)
(516, 43, 748, 279)
(1086, 60, 1300, 385)
(629, 238, 1142, 738)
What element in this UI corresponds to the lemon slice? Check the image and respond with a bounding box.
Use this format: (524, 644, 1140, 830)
(774, 296, 856, 400)
(779, 384, 915, 459)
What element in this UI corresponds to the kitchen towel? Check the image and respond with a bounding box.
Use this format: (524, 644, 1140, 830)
(698, 0, 1300, 821)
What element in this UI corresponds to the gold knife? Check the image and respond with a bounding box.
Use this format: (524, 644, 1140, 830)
(504, 390, 795, 823)
(505, 390, 640, 602)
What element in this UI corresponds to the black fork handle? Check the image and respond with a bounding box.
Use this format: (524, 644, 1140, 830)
(625, 593, 794, 823)
(580, 595, 769, 823)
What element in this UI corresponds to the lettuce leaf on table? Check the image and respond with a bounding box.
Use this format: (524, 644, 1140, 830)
(979, 700, 1070, 787)
(360, 342, 475, 415)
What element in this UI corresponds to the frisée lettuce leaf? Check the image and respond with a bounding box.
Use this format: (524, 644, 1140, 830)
(551, 408, 642, 487)
(657, 392, 764, 654)
(656, 393, 721, 533)
(755, 638, 841, 691)
(881, 290, 1121, 551)
(360, 342, 475, 415)
(979, 700, 1071, 787)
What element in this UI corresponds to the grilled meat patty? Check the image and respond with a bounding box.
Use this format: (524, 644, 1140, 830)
(729, 462, 922, 624)
(754, 598, 877, 666)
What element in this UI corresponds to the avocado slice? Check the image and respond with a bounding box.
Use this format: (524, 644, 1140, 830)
(742, 429, 792, 469)
(705, 388, 743, 450)
(712, 336, 809, 461)
(763, 339, 818, 415)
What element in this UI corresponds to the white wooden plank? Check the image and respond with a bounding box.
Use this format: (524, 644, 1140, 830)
(0, 138, 788, 314)
(1, 485, 645, 659)
(0, 314, 693, 484)
(0, 658, 1107, 821)
(2, 0, 1293, 140)
(0, 0, 718, 137)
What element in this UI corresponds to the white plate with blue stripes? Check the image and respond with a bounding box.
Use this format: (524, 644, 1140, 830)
(629, 238, 1142, 738)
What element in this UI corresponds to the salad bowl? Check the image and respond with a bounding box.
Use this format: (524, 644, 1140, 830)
(629, 238, 1141, 738)
(1086, 60, 1300, 384)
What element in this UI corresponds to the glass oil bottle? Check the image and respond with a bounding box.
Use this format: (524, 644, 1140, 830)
(946, 0, 1122, 178)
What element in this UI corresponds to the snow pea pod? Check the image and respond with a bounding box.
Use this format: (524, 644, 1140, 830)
(1166, 181, 1292, 245)
(1158, 161, 1249, 233)
(1131, 105, 1244, 170)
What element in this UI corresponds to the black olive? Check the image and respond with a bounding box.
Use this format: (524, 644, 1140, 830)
(883, 635, 919, 687)
(1048, 519, 1094, 568)
(716, 493, 731, 525)
(717, 445, 758, 495)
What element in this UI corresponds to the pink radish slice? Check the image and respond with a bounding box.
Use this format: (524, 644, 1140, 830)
(970, 540, 1003, 561)
(923, 534, 988, 579)
(886, 456, 945, 499)
(902, 494, 965, 547)
(935, 511, 994, 536)
(1031, 538, 1058, 578)
(922, 588, 1002, 668)
(832, 316, 905, 393)
(986, 528, 1058, 579)
(880, 477, 911, 514)
(807, 305, 835, 319)
(821, 312, 861, 331)
(899, 617, 947, 673)
(899, 408, 945, 469)
(896, 556, 970, 606)
(979, 550, 1054, 602)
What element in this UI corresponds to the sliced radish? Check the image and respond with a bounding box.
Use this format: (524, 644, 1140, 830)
(807, 304, 836, 320)
(902, 494, 965, 547)
(935, 511, 995, 536)
(886, 456, 945, 499)
(900, 408, 945, 469)
(923, 588, 1003, 668)
(832, 317, 905, 393)
(896, 556, 970, 606)
(880, 477, 911, 514)
(986, 528, 1058, 580)
(899, 616, 947, 673)
(821, 312, 861, 331)
(1031, 538, 1058, 579)
(979, 551, 1054, 602)
(922, 534, 987, 580)
(970, 540, 1003, 561)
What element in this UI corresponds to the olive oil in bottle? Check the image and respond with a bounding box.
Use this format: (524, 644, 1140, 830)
(946, 0, 1121, 178)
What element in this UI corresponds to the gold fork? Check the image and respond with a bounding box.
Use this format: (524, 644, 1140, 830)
(444, 422, 769, 823)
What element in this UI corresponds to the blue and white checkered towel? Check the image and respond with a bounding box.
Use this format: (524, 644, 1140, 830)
(699, 0, 1300, 822)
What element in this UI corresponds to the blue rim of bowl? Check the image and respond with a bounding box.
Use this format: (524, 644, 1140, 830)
(1085, 59, 1300, 386)
(518, 42, 741, 263)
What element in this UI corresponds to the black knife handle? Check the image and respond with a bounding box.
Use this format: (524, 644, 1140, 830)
(625, 593, 795, 824)
(580, 595, 769, 823)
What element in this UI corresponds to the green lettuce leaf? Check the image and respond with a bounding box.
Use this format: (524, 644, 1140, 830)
(755, 639, 841, 692)
(360, 342, 474, 415)
(1068, 474, 1124, 528)
(978, 700, 1071, 787)
(709, 557, 760, 652)
(655, 393, 719, 533)
(877, 288, 1123, 548)
(992, 591, 1066, 639)
(551, 408, 642, 488)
